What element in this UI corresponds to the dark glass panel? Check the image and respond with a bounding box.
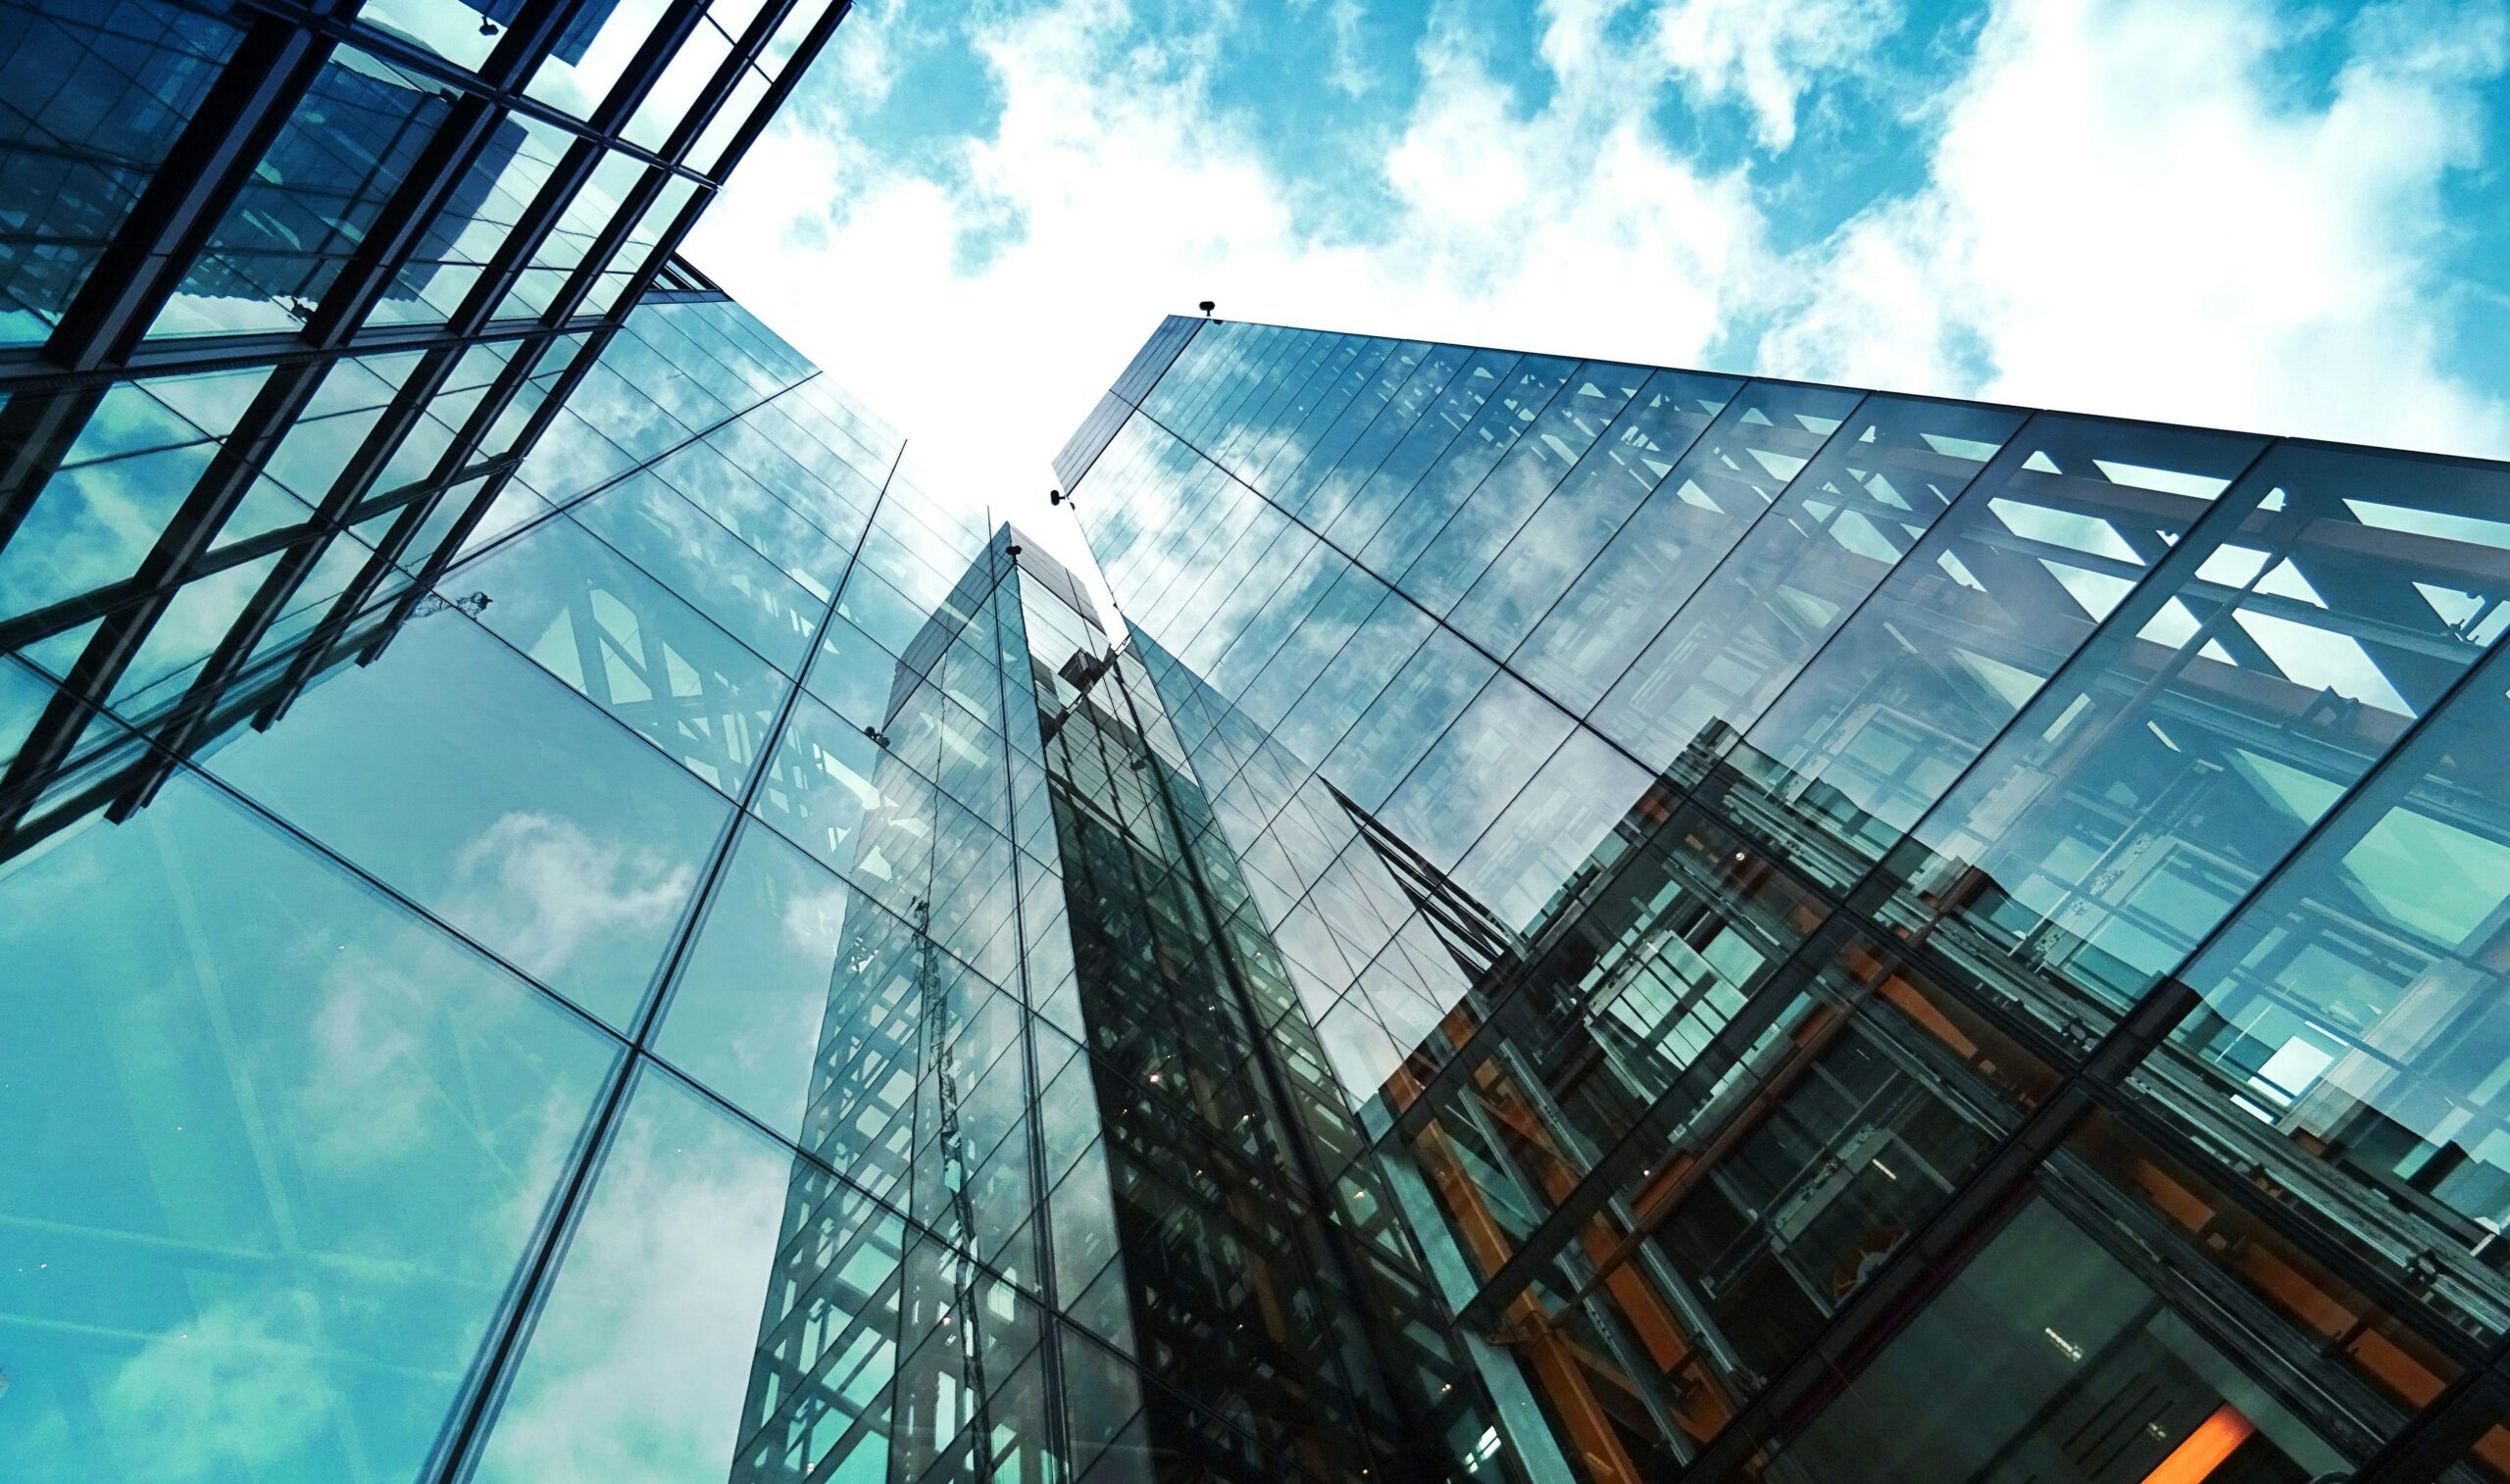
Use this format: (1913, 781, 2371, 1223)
(0, 0, 239, 344)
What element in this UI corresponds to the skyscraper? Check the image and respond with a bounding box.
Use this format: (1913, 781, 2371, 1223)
(1050, 316, 2510, 1483)
(10, 4, 2510, 1482)
(0, 8, 1522, 1475)
(0, 3, 1118, 1480)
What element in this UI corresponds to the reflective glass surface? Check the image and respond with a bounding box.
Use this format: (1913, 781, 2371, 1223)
(0, 768, 615, 1482)
(1065, 315, 2510, 1482)
(198, 609, 731, 1028)
(0, 0, 238, 343)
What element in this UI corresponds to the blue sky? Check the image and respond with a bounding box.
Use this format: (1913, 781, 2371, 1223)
(686, 0, 2510, 565)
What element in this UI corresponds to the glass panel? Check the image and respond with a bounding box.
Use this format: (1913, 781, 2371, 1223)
(748, 686, 894, 873)
(1316, 623, 1492, 815)
(372, 111, 578, 329)
(802, 611, 906, 729)
(1879, 441, 2510, 1042)
(622, 14, 730, 152)
(197, 610, 729, 1027)
(0, 0, 240, 344)
(464, 1066, 907, 1484)
(572, 469, 824, 675)
(515, 404, 637, 505)
(0, 653, 54, 768)
(1718, 414, 2266, 888)
(104, 548, 282, 717)
(0, 773, 615, 1483)
(1447, 366, 1742, 657)
(151, 47, 453, 337)
(358, 0, 505, 70)
(654, 822, 872, 1140)
(525, 0, 674, 118)
(460, 513, 787, 793)
(1451, 723, 1654, 933)
(0, 438, 216, 620)
(1593, 394, 2024, 773)
(1356, 353, 1578, 588)
(2139, 647, 2510, 1340)
(1509, 379, 1864, 716)
(759, 0, 837, 77)
(1401, 358, 1654, 616)
(690, 62, 769, 175)
(652, 434, 853, 597)
(1375, 668, 1576, 877)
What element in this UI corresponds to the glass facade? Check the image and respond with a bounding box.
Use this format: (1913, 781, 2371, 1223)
(13, 4, 2510, 1477)
(1054, 315, 2510, 1484)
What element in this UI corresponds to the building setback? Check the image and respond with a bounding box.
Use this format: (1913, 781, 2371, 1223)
(8, 4, 2510, 1484)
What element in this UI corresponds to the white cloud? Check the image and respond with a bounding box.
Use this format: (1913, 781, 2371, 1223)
(1294, 0, 1377, 98)
(451, 812, 695, 982)
(468, 1087, 797, 1484)
(99, 1301, 331, 1481)
(1761, 0, 2510, 458)
(1646, 0, 1903, 150)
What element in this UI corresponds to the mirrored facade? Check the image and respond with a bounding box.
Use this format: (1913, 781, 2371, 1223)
(14, 4, 2510, 1478)
(1055, 315, 2510, 1484)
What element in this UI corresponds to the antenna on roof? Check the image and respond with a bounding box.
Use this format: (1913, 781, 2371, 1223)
(1198, 300, 1215, 318)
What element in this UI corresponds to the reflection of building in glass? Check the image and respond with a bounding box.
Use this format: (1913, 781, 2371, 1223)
(13, 2, 2510, 1479)
(1057, 315, 2510, 1482)
(1014, 541, 1503, 1481)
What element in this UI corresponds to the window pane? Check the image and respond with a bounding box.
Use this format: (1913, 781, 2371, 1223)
(1879, 441, 2510, 1041)
(1510, 379, 1864, 716)
(464, 1066, 908, 1484)
(151, 47, 454, 337)
(1449, 367, 1742, 654)
(1718, 413, 2265, 887)
(2139, 649, 2510, 1340)
(0, 0, 240, 344)
(1592, 393, 2025, 772)
(0, 773, 615, 1483)
(461, 513, 786, 793)
(524, 0, 673, 118)
(571, 469, 824, 675)
(198, 610, 729, 1027)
